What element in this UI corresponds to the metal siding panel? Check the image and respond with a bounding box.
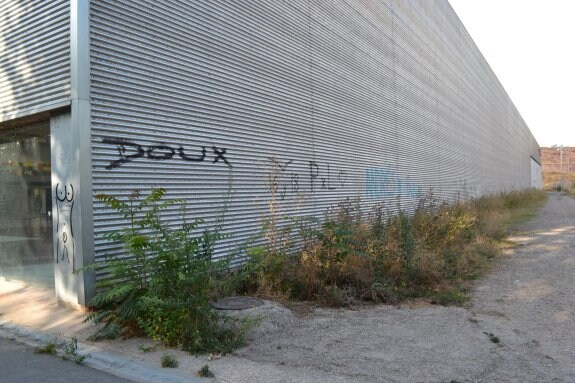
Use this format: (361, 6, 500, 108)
(90, 0, 539, 271)
(0, 0, 71, 121)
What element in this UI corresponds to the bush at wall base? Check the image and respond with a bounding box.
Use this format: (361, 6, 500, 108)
(84, 188, 244, 354)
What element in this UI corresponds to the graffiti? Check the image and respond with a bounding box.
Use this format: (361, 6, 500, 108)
(365, 167, 422, 199)
(290, 173, 300, 193)
(272, 158, 293, 172)
(309, 162, 347, 193)
(146, 145, 176, 160)
(55, 183, 75, 270)
(268, 158, 294, 199)
(102, 138, 229, 169)
(212, 146, 231, 166)
(270, 158, 347, 200)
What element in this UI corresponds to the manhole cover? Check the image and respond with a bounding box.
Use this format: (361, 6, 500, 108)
(212, 296, 264, 310)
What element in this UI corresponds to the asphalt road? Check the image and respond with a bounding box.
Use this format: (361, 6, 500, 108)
(0, 336, 134, 383)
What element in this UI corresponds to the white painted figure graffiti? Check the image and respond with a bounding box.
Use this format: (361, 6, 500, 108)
(55, 183, 75, 270)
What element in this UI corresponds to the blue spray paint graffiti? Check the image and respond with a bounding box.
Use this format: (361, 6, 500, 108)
(365, 168, 422, 199)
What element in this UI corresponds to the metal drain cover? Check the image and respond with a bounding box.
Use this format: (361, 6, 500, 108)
(212, 296, 264, 310)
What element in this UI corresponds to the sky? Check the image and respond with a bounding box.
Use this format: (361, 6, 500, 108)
(448, 0, 575, 148)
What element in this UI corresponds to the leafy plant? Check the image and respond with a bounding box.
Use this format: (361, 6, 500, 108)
(34, 341, 58, 355)
(85, 188, 245, 354)
(160, 353, 179, 368)
(138, 344, 156, 353)
(198, 364, 215, 378)
(62, 337, 89, 364)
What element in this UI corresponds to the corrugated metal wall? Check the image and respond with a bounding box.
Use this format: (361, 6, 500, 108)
(90, 0, 539, 267)
(0, 0, 70, 122)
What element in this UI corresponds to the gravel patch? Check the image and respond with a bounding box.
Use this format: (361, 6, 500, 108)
(208, 193, 573, 382)
(2, 193, 573, 383)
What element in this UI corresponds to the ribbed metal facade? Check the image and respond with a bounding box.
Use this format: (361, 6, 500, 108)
(89, 0, 540, 267)
(0, 0, 70, 122)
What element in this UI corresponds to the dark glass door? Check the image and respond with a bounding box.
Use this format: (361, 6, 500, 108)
(0, 123, 53, 288)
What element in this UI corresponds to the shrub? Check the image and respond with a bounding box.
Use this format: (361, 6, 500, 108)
(161, 353, 179, 368)
(198, 364, 216, 378)
(242, 189, 547, 306)
(85, 188, 244, 354)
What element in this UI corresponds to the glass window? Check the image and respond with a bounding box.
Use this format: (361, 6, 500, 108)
(0, 123, 53, 288)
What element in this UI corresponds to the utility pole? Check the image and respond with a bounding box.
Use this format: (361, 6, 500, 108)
(552, 145, 564, 192)
(559, 145, 565, 193)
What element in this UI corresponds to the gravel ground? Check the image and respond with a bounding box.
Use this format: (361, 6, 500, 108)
(2, 192, 573, 383)
(205, 192, 573, 383)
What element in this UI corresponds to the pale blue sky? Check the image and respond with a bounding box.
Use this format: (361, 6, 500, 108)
(449, 0, 575, 148)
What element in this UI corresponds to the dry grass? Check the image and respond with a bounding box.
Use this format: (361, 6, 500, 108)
(242, 189, 548, 307)
(543, 172, 575, 191)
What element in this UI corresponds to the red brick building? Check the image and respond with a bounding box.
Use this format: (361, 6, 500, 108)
(541, 147, 575, 189)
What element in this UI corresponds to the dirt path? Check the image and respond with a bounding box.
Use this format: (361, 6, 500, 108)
(207, 192, 573, 382)
(471, 192, 575, 381)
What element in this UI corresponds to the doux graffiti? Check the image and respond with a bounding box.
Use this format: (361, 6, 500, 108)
(102, 137, 230, 169)
(365, 167, 422, 199)
(101, 137, 348, 198)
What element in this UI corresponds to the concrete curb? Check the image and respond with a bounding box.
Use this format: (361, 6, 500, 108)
(0, 320, 207, 383)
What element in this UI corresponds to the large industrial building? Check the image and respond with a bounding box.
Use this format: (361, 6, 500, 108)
(0, 0, 541, 305)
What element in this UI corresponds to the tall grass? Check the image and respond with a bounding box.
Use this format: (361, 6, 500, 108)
(242, 189, 547, 306)
(543, 171, 575, 192)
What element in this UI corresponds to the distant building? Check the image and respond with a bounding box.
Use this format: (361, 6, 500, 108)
(540, 147, 575, 190)
(541, 147, 575, 174)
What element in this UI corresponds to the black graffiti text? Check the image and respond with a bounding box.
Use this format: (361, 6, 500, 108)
(309, 161, 346, 193)
(270, 158, 347, 199)
(268, 158, 296, 200)
(102, 138, 230, 169)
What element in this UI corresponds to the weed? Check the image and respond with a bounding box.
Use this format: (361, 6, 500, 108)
(428, 287, 471, 306)
(85, 188, 245, 354)
(34, 341, 58, 355)
(160, 353, 179, 368)
(62, 337, 89, 364)
(138, 344, 156, 353)
(198, 364, 215, 378)
(543, 171, 575, 191)
(242, 186, 547, 307)
(86, 322, 121, 341)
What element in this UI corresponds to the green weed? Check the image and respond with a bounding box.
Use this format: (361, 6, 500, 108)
(160, 353, 179, 368)
(198, 364, 215, 378)
(85, 188, 245, 354)
(138, 344, 156, 353)
(34, 341, 58, 355)
(62, 337, 89, 364)
(429, 287, 471, 306)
